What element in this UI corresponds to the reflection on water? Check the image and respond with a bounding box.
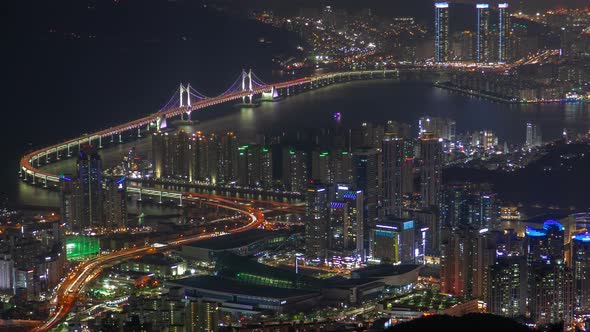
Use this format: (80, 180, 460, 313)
(16, 79, 590, 210)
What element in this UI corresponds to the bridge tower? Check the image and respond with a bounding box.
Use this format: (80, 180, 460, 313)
(241, 69, 253, 104)
(185, 83, 192, 122)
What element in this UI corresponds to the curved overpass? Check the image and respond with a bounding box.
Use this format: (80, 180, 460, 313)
(23, 69, 397, 331)
(34, 195, 264, 332)
(19, 70, 398, 187)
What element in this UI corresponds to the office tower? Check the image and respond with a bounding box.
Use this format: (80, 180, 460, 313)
(352, 148, 381, 226)
(333, 185, 364, 255)
(498, 3, 511, 63)
(329, 201, 348, 254)
(186, 299, 219, 332)
(530, 263, 574, 327)
(218, 132, 238, 184)
(419, 133, 442, 208)
(476, 4, 491, 63)
(525, 122, 542, 148)
(191, 131, 209, 182)
(572, 233, 590, 311)
(283, 148, 308, 192)
(72, 146, 103, 230)
(237, 144, 273, 189)
(418, 117, 456, 141)
(103, 176, 127, 229)
(370, 218, 415, 264)
(0, 255, 15, 295)
(305, 182, 328, 260)
(488, 256, 527, 317)
(435, 2, 450, 63)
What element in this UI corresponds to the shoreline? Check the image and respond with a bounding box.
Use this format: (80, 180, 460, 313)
(434, 81, 586, 105)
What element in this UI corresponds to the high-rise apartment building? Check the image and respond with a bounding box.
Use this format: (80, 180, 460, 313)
(305, 182, 328, 260)
(419, 133, 442, 209)
(498, 3, 511, 63)
(488, 255, 527, 317)
(572, 233, 590, 311)
(435, 3, 450, 63)
(283, 148, 308, 193)
(476, 4, 491, 63)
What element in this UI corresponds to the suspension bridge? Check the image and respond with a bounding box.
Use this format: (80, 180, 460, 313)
(19, 69, 398, 189)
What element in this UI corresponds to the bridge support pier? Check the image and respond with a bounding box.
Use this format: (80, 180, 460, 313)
(119, 134, 122, 143)
(178, 196, 183, 207)
(67, 145, 71, 157)
(46, 154, 49, 164)
(99, 136, 103, 148)
(110, 135, 114, 143)
(44, 177, 48, 188)
(137, 190, 142, 202)
(137, 128, 141, 138)
(31, 174, 35, 185)
(158, 192, 162, 204)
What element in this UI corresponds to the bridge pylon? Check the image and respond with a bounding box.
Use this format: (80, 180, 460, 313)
(241, 69, 254, 104)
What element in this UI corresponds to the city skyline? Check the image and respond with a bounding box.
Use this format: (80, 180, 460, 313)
(4, 1, 590, 331)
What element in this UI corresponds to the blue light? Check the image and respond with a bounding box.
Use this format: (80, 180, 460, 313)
(543, 220, 564, 231)
(574, 233, 590, 243)
(59, 174, 72, 182)
(330, 202, 345, 209)
(525, 226, 547, 237)
(116, 176, 127, 184)
(403, 220, 414, 230)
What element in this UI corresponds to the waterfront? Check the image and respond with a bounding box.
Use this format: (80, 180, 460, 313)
(13, 78, 590, 210)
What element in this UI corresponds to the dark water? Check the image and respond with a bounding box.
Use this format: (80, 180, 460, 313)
(14, 79, 590, 209)
(5, 1, 590, 209)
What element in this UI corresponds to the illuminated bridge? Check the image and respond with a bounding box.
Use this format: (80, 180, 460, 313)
(19, 69, 398, 194)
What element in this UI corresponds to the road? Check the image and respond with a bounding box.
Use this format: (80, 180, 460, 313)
(33, 196, 264, 332)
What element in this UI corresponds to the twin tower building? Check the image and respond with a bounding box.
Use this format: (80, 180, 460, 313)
(435, 2, 511, 63)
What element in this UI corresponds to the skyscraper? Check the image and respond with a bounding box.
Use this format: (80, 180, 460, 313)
(352, 148, 381, 227)
(419, 133, 442, 209)
(572, 233, 590, 311)
(237, 144, 273, 189)
(331, 185, 364, 256)
(525, 122, 542, 148)
(305, 182, 328, 260)
(488, 256, 527, 317)
(441, 227, 498, 299)
(476, 4, 491, 63)
(283, 148, 308, 193)
(382, 133, 405, 217)
(218, 132, 239, 184)
(103, 176, 127, 229)
(370, 217, 415, 264)
(529, 263, 574, 326)
(74, 146, 103, 230)
(434, 2, 450, 63)
(498, 3, 511, 63)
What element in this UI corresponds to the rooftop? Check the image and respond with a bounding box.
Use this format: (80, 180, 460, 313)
(168, 275, 319, 299)
(185, 229, 287, 251)
(351, 264, 421, 277)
